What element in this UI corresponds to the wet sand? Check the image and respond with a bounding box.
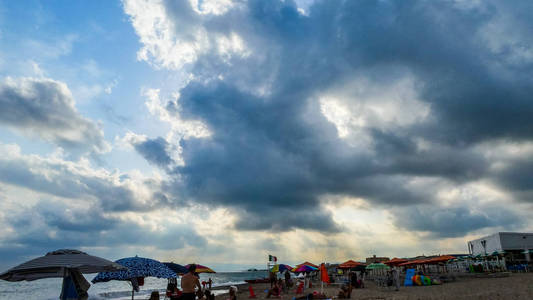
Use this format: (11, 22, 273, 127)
(214, 273, 533, 300)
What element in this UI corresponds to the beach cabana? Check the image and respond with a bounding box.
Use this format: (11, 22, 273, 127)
(92, 256, 176, 300)
(185, 264, 216, 273)
(0, 249, 125, 300)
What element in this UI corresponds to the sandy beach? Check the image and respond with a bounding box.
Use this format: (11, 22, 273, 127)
(214, 273, 533, 300)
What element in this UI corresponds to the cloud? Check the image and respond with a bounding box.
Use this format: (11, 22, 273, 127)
(0, 77, 110, 154)
(122, 0, 533, 235)
(0, 142, 166, 212)
(392, 203, 523, 238)
(0, 199, 207, 268)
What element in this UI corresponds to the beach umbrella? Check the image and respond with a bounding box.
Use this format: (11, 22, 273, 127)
(163, 262, 188, 275)
(338, 260, 364, 269)
(365, 263, 390, 270)
(92, 256, 176, 300)
(185, 264, 216, 273)
(0, 249, 125, 300)
(270, 264, 293, 273)
(0, 249, 125, 281)
(384, 258, 408, 266)
(296, 261, 319, 269)
(292, 265, 318, 273)
(426, 255, 455, 264)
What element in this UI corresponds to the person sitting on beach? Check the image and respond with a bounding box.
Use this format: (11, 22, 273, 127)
(149, 291, 160, 300)
(182, 264, 202, 300)
(266, 282, 281, 298)
(337, 284, 350, 299)
(228, 286, 237, 300)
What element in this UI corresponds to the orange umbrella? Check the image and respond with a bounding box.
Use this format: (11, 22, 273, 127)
(426, 255, 455, 264)
(384, 258, 408, 266)
(338, 260, 364, 269)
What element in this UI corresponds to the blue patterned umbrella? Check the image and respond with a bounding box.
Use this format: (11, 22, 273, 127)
(163, 262, 188, 275)
(92, 256, 176, 300)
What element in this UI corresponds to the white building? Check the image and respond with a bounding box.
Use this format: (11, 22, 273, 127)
(467, 232, 533, 261)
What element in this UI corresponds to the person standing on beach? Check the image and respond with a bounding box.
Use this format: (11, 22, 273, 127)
(392, 267, 400, 291)
(269, 271, 276, 288)
(182, 264, 202, 300)
(284, 270, 292, 288)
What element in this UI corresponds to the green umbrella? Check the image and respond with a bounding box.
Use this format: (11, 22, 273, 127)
(365, 263, 390, 270)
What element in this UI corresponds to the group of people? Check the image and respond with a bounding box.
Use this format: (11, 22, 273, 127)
(150, 264, 218, 300)
(267, 270, 293, 298)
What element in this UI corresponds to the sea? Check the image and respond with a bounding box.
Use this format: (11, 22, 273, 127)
(0, 271, 268, 300)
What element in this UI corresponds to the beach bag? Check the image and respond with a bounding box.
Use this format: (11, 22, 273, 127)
(422, 276, 431, 286)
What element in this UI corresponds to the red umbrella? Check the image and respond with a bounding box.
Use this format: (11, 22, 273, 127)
(384, 258, 408, 266)
(338, 260, 364, 269)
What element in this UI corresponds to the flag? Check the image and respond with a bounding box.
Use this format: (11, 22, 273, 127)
(268, 255, 277, 262)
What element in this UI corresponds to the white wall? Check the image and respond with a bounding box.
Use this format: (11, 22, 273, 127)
(468, 233, 502, 255)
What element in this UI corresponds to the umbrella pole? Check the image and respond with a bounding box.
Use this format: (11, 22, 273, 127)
(132, 286, 134, 300)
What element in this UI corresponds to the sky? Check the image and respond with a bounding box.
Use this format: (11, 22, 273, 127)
(0, 0, 532, 272)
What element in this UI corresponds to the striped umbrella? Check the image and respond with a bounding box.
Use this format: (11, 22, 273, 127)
(0, 249, 125, 281)
(0, 249, 125, 300)
(185, 264, 216, 273)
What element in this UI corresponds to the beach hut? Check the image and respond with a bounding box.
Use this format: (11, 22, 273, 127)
(92, 256, 176, 300)
(0, 249, 125, 300)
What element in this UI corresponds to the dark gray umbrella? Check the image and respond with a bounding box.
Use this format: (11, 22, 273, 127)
(0, 249, 125, 281)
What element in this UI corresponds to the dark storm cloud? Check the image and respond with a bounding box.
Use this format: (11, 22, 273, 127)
(130, 0, 533, 236)
(392, 204, 523, 238)
(0, 77, 109, 153)
(133, 137, 175, 168)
